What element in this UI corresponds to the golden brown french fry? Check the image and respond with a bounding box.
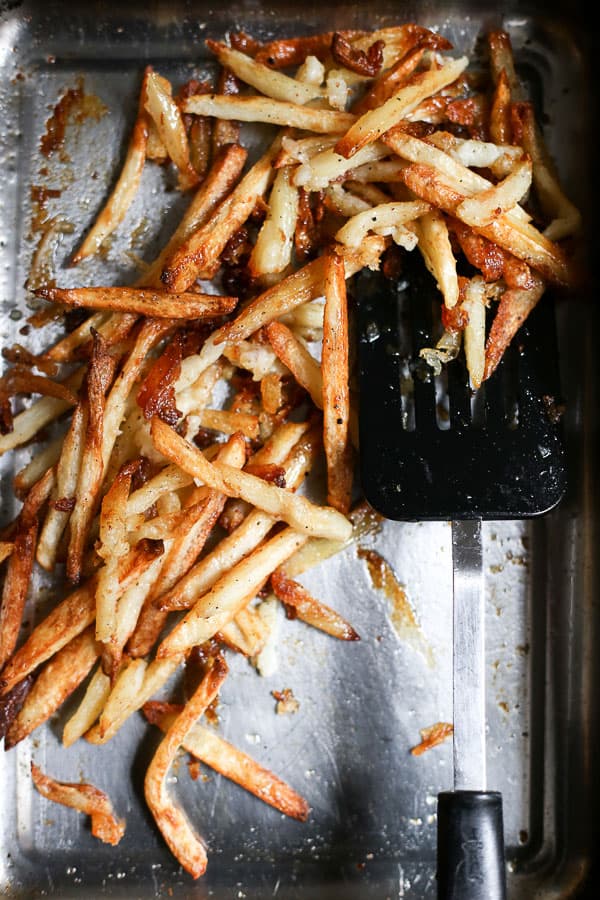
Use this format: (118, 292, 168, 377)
(71, 67, 151, 264)
(0, 468, 54, 669)
(196, 408, 260, 440)
(95, 465, 135, 645)
(455, 156, 532, 227)
(143, 701, 310, 820)
(265, 322, 323, 408)
(484, 278, 545, 381)
(140, 143, 248, 288)
(161, 139, 280, 292)
(144, 655, 228, 878)
(0, 539, 164, 695)
(271, 570, 359, 641)
(322, 249, 353, 514)
(183, 94, 355, 134)
(35, 286, 238, 319)
(490, 68, 512, 145)
(5, 627, 99, 748)
(31, 763, 125, 846)
(0, 542, 14, 565)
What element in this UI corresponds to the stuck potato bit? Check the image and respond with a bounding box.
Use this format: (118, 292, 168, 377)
(31, 763, 125, 845)
(272, 687, 300, 715)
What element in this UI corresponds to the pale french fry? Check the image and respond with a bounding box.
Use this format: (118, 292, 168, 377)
(71, 67, 150, 264)
(275, 134, 339, 168)
(5, 627, 99, 748)
(334, 56, 468, 159)
(182, 94, 355, 135)
(35, 286, 238, 319)
(265, 322, 323, 408)
(36, 404, 85, 571)
(196, 408, 260, 440)
(220, 605, 270, 657)
(13, 434, 62, 498)
(161, 139, 280, 292)
(0, 394, 73, 457)
(151, 418, 352, 542)
(125, 464, 193, 519)
(294, 141, 390, 191)
(455, 156, 533, 227)
(248, 166, 299, 277)
(156, 527, 308, 658)
(31, 763, 125, 846)
(63, 663, 111, 747)
(95, 466, 135, 645)
(462, 276, 487, 389)
(144, 656, 228, 878)
(144, 70, 199, 191)
(334, 199, 429, 247)
(414, 207, 459, 308)
(206, 40, 326, 105)
(322, 249, 353, 514)
(143, 701, 310, 820)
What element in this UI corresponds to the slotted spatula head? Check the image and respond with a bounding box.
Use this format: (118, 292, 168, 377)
(354, 253, 566, 522)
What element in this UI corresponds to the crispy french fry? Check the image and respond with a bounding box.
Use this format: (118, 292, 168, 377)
(271, 570, 359, 640)
(0, 468, 54, 669)
(31, 763, 125, 846)
(35, 286, 237, 319)
(0, 542, 14, 565)
(5, 627, 99, 748)
(322, 249, 353, 514)
(335, 199, 429, 248)
(265, 322, 323, 408)
(414, 207, 459, 308)
(483, 278, 545, 381)
(455, 156, 532, 227)
(144, 656, 228, 878)
(144, 701, 310, 820)
(161, 139, 280, 291)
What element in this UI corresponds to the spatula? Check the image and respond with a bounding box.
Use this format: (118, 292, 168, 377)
(354, 253, 566, 900)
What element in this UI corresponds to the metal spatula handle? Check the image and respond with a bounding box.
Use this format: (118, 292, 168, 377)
(436, 520, 506, 900)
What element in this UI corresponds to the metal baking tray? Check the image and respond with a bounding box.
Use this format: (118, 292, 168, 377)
(0, 1, 598, 897)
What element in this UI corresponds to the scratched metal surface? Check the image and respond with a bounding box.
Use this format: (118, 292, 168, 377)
(0, 2, 597, 898)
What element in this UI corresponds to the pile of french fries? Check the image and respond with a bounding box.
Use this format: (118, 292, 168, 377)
(0, 22, 580, 877)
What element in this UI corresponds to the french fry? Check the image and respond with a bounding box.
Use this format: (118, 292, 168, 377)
(271, 570, 359, 641)
(35, 286, 237, 319)
(143, 700, 310, 820)
(206, 40, 326, 105)
(71, 67, 151, 264)
(0, 468, 54, 669)
(322, 249, 353, 514)
(62, 663, 111, 747)
(334, 199, 429, 248)
(144, 70, 199, 191)
(265, 321, 323, 408)
(334, 56, 468, 159)
(95, 465, 135, 645)
(31, 763, 125, 846)
(462, 276, 487, 389)
(455, 156, 533, 227)
(183, 94, 355, 135)
(0, 539, 164, 695)
(5, 627, 99, 748)
(483, 278, 545, 381)
(414, 207, 460, 308)
(161, 139, 280, 291)
(151, 418, 352, 542)
(156, 526, 308, 658)
(248, 166, 299, 277)
(0, 543, 14, 565)
(144, 655, 228, 878)
(13, 435, 63, 498)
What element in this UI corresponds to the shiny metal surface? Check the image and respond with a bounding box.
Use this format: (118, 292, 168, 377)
(451, 520, 486, 792)
(0, 2, 597, 898)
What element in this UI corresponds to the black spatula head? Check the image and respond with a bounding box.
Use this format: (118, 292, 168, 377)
(354, 255, 566, 521)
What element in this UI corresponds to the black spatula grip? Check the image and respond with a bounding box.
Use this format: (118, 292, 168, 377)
(437, 790, 506, 900)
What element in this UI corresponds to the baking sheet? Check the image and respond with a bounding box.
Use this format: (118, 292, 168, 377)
(0, 2, 597, 897)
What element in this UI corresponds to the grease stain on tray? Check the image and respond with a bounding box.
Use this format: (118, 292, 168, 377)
(357, 547, 434, 667)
